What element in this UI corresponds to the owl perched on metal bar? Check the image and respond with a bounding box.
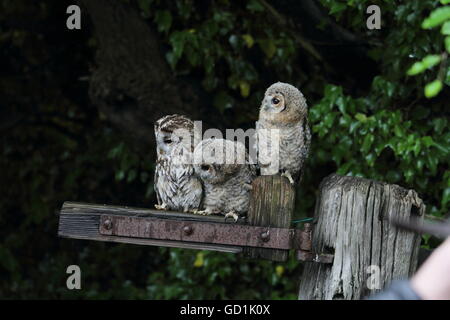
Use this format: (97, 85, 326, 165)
(256, 82, 311, 184)
(193, 138, 256, 222)
(154, 114, 203, 212)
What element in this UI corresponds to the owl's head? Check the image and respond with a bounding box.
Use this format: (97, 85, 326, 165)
(260, 82, 307, 123)
(193, 138, 247, 184)
(154, 114, 196, 156)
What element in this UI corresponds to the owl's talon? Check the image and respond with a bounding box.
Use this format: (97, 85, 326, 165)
(192, 209, 212, 216)
(281, 171, 295, 185)
(224, 212, 239, 223)
(155, 203, 168, 211)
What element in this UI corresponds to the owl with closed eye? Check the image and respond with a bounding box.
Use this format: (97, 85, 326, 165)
(193, 138, 256, 222)
(154, 114, 202, 212)
(256, 82, 311, 184)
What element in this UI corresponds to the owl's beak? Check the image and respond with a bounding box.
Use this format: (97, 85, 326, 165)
(263, 96, 272, 111)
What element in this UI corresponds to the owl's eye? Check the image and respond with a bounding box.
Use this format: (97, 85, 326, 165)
(163, 138, 173, 144)
(272, 97, 280, 105)
(201, 165, 211, 171)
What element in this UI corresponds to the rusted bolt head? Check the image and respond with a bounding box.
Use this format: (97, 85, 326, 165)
(103, 219, 113, 230)
(260, 231, 270, 242)
(183, 225, 193, 236)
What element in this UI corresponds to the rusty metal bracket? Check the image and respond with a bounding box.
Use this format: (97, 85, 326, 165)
(295, 223, 334, 264)
(98, 215, 333, 263)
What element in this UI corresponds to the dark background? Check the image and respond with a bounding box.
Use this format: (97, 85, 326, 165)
(0, 0, 448, 299)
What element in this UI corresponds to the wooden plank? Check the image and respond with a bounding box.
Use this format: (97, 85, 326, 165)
(58, 202, 243, 253)
(297, 174, 424, 300)
(244, 176, 296, 261)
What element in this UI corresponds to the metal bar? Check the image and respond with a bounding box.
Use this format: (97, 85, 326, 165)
(296, 250, 334, 264)
(99, 214, 306, 250)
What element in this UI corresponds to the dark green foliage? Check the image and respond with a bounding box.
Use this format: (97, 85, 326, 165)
(1, 0, 448, 299)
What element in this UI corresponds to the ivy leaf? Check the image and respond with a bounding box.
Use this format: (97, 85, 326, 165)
(424, 80, 443, 98)
(154, 10, 172, 34)
(355, 113, 368, 123)
(422, 7, 450, 29)
(442, 21, 450, 35)
(193, 252, 204, 268)
(246, 0, 264, 12)
(213, 91, 234, 113)
(258, 39, 276, 59)
(242, 34, 255, 48)
(137, 0, 151, 18)
(362, 134, 375, 154)
(445, 36, 450, 53)
(239, 81, 251, 98)
(422, 54, 442, 68)
(165, 51, 178, 70)
(407, 55, 441, 75)
(407, 61, 426, 75)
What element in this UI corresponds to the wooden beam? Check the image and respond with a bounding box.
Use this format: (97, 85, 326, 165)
(58, 201, 311, 255)
(58, 202, 243, 253)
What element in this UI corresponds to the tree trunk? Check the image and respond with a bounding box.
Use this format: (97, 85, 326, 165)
(298, 174, 424, 300)
(78, 0, 219, 150)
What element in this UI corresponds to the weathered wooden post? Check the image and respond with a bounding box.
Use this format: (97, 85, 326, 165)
(298, 174, 425, 300)
(244, 175, 296, 261)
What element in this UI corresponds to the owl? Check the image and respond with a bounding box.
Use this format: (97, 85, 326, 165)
(256, 82, 311, 184)
(154, 114, 203, 212)
(193, 138, 256, 222)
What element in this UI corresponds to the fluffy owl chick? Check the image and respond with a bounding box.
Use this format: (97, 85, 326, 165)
(154, 114, 202, 212)
(256, 82, 311, 184)
(193, 138, 256, 222)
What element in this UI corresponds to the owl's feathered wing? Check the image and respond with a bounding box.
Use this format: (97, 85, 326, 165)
(154, 146, 202, 211)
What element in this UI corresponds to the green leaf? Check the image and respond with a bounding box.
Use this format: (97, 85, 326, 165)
(329, 2, 346, 15)
(424, 80, 443, 98)
(127, 169, 137, 183)
(242, 34, 254, 48)
(445, 36, 450, 53)
(355, 113, 367, 122)
(422, 54, 441, 68)
(258, 39, 276, 59)
(137, 0, 151, 17)
(407, 55, 441, 76)
(239, 81, 250, 98)
(441, 0, 450, 4)
(169, 31, 187, 59)
(246, 0, 264, 12)
(407, 62, 426, 75)
(154, 10, 172, 34)
(432, 118, 447, 134)
(213, 91, 234, 113)
(442, 21, 450, 35)
(362, 134, 375, 154)
(422, 7, 450, 29)
(422, 136, 434, 148)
